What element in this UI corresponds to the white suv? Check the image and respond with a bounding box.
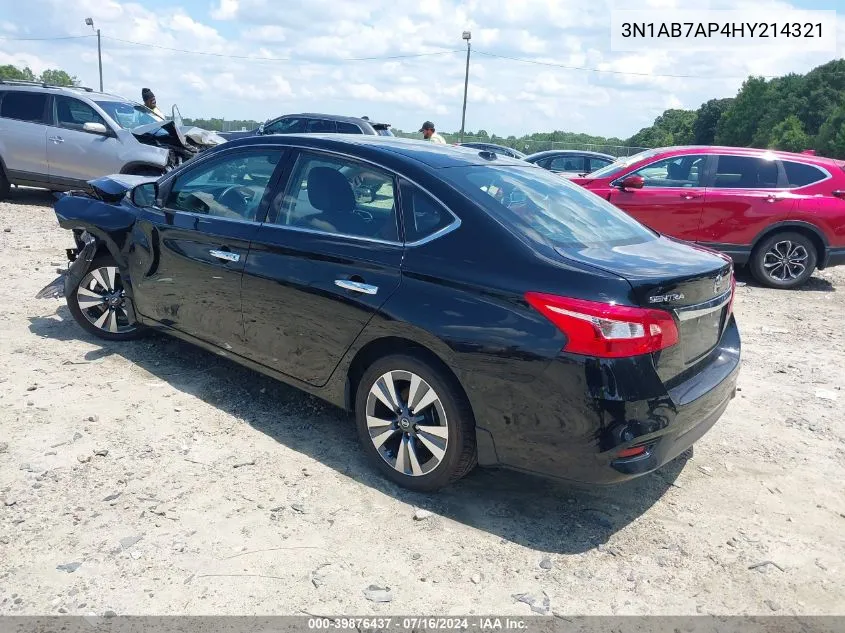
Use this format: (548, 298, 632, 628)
(0, 80, 221, 199)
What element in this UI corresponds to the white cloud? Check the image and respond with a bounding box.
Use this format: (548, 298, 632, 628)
(0, 0, 841, 140)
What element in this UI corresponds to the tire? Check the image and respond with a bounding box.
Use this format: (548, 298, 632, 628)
(66, 255, 145, 341)
(0, 169, 10, 200)
(750, 231, 817, 289)
(355, 354, 477, 492)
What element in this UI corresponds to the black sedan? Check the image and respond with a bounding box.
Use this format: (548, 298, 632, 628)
(524, 149, 615, 178)
(219, 113, 393, 141)
(41, 134, 741, 491)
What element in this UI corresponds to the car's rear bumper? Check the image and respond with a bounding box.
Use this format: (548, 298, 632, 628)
(482, 318, 741, 484)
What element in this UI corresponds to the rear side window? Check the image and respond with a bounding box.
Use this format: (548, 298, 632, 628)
(0, 91, 47, 123)
(445, 165, 656, 249)
(712, 155, 779, 188)
(589, 157, 613, 172)
(782, 161, 828, 188)
(400, 183, 455, 243)
(337, 121, 363, 134)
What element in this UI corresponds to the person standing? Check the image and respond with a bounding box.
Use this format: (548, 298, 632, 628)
(141, 88, 165, 119)
(420, 121, 446, 144)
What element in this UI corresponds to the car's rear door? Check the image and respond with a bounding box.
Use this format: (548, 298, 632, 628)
(0, 90, 49, 184)
(240, 149, 403, 386)
(607, 153, 709, 240)
(127, 146, 286, 353)
(699, 154, 795, 247)
(46, 95, 123, 186)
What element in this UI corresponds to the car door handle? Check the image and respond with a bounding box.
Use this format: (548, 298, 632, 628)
(209, 249, 240, 262)
(680, 192, 701, 199)
(335, 279, 378, 295)
(48, 136, 64, 143)
(765, 195, 783, 203)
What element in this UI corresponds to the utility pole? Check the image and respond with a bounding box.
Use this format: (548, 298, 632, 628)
(459, 31, 471, 143)
(85, 18, 103, 91)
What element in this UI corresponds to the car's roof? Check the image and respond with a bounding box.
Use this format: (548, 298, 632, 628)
(645, 145, 845, 168)
(222, 133, 530, 169)
(0, 82, 132, 103)
(275, 112, 380, 125)
(525, 149, 615, 160)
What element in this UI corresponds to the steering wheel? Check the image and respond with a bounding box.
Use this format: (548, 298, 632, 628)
(353, 209, 374, 222)
(218, 185, 254, 215)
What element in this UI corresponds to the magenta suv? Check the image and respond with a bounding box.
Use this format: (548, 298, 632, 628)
(572, 146, 845, 288)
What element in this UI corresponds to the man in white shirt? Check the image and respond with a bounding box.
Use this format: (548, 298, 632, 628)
(420, 121, 446, 144)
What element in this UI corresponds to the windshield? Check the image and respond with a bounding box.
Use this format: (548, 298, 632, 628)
(586, 148, 664, 179)
(95, 101, 163, 129)
(443, 164, 656, 249)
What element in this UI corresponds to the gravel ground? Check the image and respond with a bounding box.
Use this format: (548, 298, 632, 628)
(0, 188, 843, 617)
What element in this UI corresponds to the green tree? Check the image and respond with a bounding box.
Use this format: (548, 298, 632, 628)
(39, 69, 78, 86)
(816, 105, 845, 159)
(692, 98, 733, 145)
(715, 76, 769, 146)
(628, 124, 674, 148)
(799, 59, 845, 137)
(0, 64, 36, 81)
(768, 115, 810, 153)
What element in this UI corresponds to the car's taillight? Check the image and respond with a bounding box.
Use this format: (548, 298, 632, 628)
(525, 292, 680, 358)
(727, 270, 737, 318)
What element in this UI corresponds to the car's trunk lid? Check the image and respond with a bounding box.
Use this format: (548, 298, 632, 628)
(556, 237, 734, 380)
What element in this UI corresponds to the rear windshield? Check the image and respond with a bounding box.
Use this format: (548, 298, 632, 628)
(587, 148, 664, 179)
(444, 165, 656, 249)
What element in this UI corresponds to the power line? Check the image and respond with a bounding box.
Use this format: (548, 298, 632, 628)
(0, 34, 94, 41)
(101, 35, 462, 62)
(473, 49, 782, 80)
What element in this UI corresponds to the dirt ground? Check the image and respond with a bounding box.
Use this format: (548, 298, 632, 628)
(0, 187, 843, 617)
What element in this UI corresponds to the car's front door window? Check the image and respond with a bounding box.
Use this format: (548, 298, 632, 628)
(264, 117, 305, 134)
(164, 150, 283, 222)
(549, 156, 586, 173)
(274, 152, 399, 242)
(54, 96, 108, 132)
(629, 155, 706, 188)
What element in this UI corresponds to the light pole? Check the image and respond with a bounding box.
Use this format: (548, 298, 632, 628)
(459, 30, 471, 143)
(85, 17, 103, 92)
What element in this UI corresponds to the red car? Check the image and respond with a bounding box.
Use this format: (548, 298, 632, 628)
(571, 146, 845, 288)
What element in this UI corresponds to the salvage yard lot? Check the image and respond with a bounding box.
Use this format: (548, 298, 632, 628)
(0, 189, 843, 616)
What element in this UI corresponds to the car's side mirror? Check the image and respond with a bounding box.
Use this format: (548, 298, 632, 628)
(83, 122, 109, 136)
(618, 175, 645, 190)
(130, 182, 159, 208)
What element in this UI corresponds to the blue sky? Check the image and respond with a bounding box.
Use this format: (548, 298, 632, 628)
(0, 0, 842, 139)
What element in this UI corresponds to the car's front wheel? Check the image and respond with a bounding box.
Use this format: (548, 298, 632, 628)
(355, 354, 477, 491)
(750, 231, 817, 289)
(66, 256, 144, 341)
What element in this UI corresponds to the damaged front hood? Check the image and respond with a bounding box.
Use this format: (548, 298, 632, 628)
(131, 120, 226, 154)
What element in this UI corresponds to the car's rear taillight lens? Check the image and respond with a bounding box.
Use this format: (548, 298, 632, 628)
(525, 292, 679, 358)
(727, 270, 737, 318)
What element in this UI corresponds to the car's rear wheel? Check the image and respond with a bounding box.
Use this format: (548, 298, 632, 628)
(66, 255, 144, 341)
(750, 231, 817, 289)
(355, 354, 477, 491)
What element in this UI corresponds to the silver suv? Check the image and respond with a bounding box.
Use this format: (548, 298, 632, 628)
(0, 80, 218, 199)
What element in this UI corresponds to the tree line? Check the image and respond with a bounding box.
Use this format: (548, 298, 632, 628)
(0, 64, 78, 88)
(2, 58, 843, 157)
